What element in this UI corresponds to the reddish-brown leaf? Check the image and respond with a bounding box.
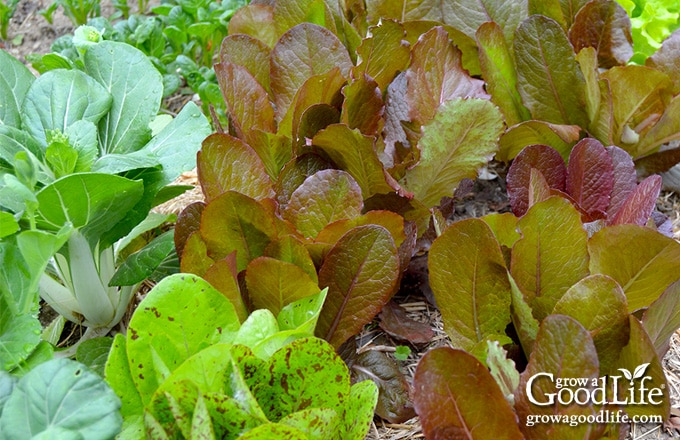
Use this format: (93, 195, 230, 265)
(174, 202, 205, 258)
(227, 4, 278, 48)
(316, 225, 400, 348)
(606, 145, 637, 219)
(378, 301, 434, 344)
(642, 281, 680, 359)
(341, 75, 384, 136)
(203, 254, 247, 322)
(568, 0, 633, 68)
(609, 175, 662, 226)
(353, 19, 410, 92)
(646, 29, 680, 94)
(506, 144, 567, 216)
(414, 347, 524, 440)
(566, 138, 614, 220)
(220, 34, 272, 93)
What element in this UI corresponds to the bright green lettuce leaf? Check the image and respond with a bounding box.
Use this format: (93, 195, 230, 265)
(124, 274, 241, 405)
(0, 212, 18, 239)
(239, 423, 308, 439)
(277, 288, 327, 333)
(476, 21, 531, 127)
(414, 347, 523, 440)
(642, 281, 680, 358)
(511, 197, 590, 320)
(0, 358, 121, 439)
(509, 273, 540, 355)
(481, 212, 520, 249)
(553, 274, 630, 375)
(233, 310, 279, 350)
(270, 23, 352, 121)
(514, 15, 590, 127)
(245, 257, 320, 316)
(84, 41, 162, 155)
(0, 295, 41, 372)
(341, 378, 379, 440)
(197, 133, 274, 202)
(401, 98, 504, 208)
(486, 340, 520, 405)
(0, 49, 34, 128)
(104, 334, 142, 418)
(20, 69, 112, 147)
(514, 314, 599, 439)
(429, 219, 513, 360)
(283, 169, 363, 239)
(316, 225, 399, 348)
(528, 0, 590, 30)
(589, 224, 680, 310)
(279, 408, 338, 439)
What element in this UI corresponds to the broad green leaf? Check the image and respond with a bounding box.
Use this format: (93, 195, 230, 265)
(514, 15, 589, 127)
(632, 94, 680, 158)
(577, 46, 602, 124)
(234, 310, 279, 350)
(34, 174, 144, 244)
(239, 423, 308, 439)
(0, 125, 45, 167)
(65, 120, 98, 173)
(401, 98, 504, 208)
(215, 62, 276, 143)
(179, 232, 215, 276)
(0, 358, 121, 440)
(487, 340, 520, 405)
(429, 219, 512, 359)
(312, 124, 395, 198)
(270, 23, 352, 121)
(0, 295, 41, 372)
(511, 197, 589, 320)
(273, 0, 326, 35)
(477, 21, 531, 127)
(190, 394, 215, 439)
(76, 337, 113, 378)
(0, 212, 18, 238)
(252, 337, 350, 422)
(197, 134, 274, 202)
(95, 102, 210, 185)
(84, 41, 162, 154)
(414, 347, 523, 440)
(45, 141, 78, 178)
(405, 27, 487, 127)
(616, 316, 669, 419)
(0, 370, 17, 414)
(340, 379, 379, 440)
(514, 315, 599, 439)
(126, 274, 241, 404)
(509, 273, 539, 355)
(568, 0, 633, 68)
(0, 49, 35, 128)
(528, 0, 589, 31)
(642, 281, 680, 359)
(283, 169, 363, 239)
(110, 230, 175, 286)
(316, 225, 399, 348)
(264, 235, 318, 283)
(353, 19, 410, 92)
(498, 120, 580, 162)
(9, 341, 53, 378)
(220, 34, 272, 93)
(245, 257, 320, 316)
(553, 274, 629, 375)
(21, 69, 112, 146)
(199, 191, 277, 271)
(104, 334, 143, 418)
(589, 224, 680, 311)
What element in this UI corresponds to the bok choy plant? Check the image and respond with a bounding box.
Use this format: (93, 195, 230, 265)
(0, 32, 211, 350)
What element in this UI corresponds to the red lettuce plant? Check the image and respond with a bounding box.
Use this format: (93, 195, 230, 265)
(506, 139, 669, 234)
(416, 196, 680, 438)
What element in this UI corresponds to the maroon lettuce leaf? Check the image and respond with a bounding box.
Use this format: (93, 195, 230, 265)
(566, 138, 614, 220)
(378, 300, 434, 344)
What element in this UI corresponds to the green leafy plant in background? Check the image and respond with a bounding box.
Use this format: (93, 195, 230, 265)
(0, 39, 211, 352)
(40, 0, 101, 26)
(415, 164, 680, 437)
(105, 273, 377, 438)
(0, 0, 19, 40)
(0, 358, 122, 439)
(615, 0, 680, 62)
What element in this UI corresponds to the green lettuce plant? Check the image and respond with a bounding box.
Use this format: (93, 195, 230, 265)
(616, 0, 680, 62)
(0, 40, 211, 348)
(104, 273, 378, 439)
